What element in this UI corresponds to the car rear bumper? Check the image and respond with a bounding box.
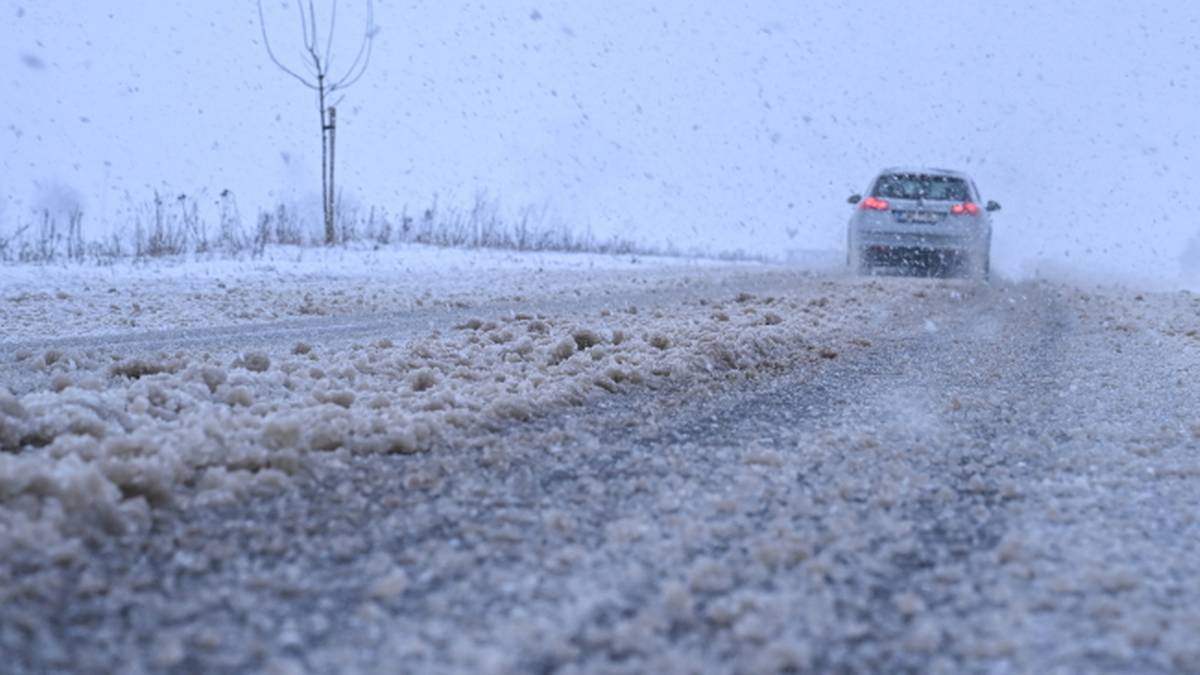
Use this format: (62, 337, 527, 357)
(861, 244, 967, 270)
(853, 228, 985, 251)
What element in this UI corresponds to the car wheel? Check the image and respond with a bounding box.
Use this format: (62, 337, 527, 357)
(847, 235, 867, 276)
(849, 251, 870, 276)
(964, 252, 990, 281)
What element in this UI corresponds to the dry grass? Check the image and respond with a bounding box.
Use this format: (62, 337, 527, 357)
(0, 190, 764, 265)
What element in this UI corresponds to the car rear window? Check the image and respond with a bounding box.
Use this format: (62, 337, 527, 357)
(873, 174, 970, 202)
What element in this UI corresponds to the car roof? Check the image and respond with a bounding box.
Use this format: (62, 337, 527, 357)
(878, 167, 973, 180)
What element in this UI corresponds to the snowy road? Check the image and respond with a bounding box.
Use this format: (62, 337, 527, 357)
(0, 281, 827, 401)
(4, 259, 1200, 673)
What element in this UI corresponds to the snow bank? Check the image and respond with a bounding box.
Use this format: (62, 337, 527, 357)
(0, 261, 894, 550)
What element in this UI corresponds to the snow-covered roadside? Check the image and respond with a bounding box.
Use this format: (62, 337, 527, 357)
(0, 244, 751, 342)
(0, 252, 880, 555)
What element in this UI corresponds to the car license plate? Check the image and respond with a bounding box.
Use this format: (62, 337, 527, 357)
(896, 211, 940, 224)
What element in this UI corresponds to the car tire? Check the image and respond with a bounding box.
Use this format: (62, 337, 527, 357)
(963, 252, 990, 281)
(849, 250, 870, 277)
(846, 234, 867, 276)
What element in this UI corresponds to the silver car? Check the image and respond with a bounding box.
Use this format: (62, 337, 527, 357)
(847, 168, 999, 278)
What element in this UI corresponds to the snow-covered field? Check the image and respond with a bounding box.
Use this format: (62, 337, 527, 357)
(0, 244, 753, 341)
(3, 248, 1200, 673)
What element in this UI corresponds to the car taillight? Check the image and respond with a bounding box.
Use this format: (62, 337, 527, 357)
(861, 197, 889, 211)
(950, 201, 980, 216)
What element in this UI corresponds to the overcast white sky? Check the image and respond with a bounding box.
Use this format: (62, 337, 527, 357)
(3, 0, 1199, 281)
